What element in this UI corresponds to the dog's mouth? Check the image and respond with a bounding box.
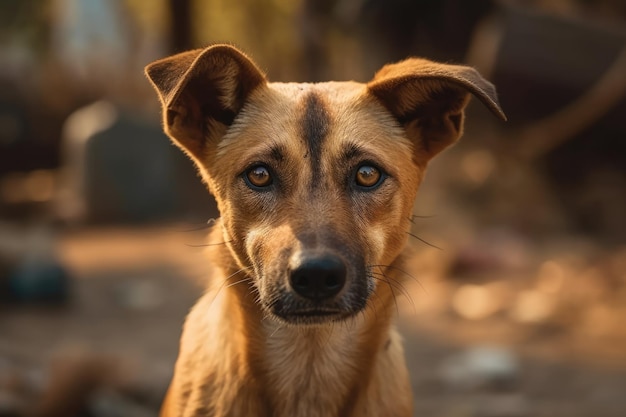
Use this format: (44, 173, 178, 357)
(272, 308, 354, 325)
(263, 294, 368, 325)
(290, 308, 348, 319)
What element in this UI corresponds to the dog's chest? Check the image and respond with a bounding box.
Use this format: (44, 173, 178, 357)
(262, 322, 361, 417)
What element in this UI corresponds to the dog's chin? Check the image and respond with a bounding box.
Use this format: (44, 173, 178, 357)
(274, 310, 355, 326)
(264, 304, 364, 326)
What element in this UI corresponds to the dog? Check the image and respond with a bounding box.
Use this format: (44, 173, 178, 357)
(145, 44, 505, 417)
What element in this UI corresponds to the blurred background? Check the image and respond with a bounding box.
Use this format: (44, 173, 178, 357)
(0, 0, 625, 416)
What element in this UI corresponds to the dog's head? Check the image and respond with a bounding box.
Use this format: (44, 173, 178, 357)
(146, 45, 504, 324)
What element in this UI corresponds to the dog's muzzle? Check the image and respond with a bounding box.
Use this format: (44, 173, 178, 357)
(261, 249, 371, 325)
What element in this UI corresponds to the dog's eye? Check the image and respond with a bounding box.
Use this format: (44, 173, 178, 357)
(245, 165, 273, 188)
(355, 165, 382, 188)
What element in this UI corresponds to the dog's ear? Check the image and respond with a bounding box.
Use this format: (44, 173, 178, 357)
(145, 45, 266, 161)
(368, 58, 505, 163)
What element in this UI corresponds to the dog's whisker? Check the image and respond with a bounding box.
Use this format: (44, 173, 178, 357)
(362, 300, 376, 323)
(178, 218, 219, 232)
(376, 275, 416, 315)
(405, 231, 442, 250)
(371, 274, 409, 297)
(371, 264, 429, 296)
(323, 323, 335, 347)
(185, 240, 233, 248)
(407, 214, 435, 224)
(268, 321, 284, 339)
(208, 266, 253, 310)
(373, 266, 400, 317)
(372, 265, 417, 315)
(343, 315, 352, 333)
(371, 274, 414, 310)
(224, 277, 254, 289)
(364, 287, 382, 320)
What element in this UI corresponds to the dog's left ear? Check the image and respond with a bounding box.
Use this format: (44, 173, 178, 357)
(145, 45, 267, 162)
(368, 58, 506, 163)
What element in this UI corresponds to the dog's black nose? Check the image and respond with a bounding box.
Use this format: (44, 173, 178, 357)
(290, 255, 346, 301)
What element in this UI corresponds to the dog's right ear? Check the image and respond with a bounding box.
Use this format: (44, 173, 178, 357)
(368, 58, 505, 164)
(145, 45, 267, 161)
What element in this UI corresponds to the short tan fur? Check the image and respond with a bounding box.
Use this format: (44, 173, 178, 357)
(145, 44, 505, 417)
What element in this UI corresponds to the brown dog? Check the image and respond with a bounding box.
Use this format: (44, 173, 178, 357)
(145, 44, 504, 417)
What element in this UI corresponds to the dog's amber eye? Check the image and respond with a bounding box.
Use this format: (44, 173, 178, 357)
(355, 165, 381, 188)
(246, 165, 272, 188)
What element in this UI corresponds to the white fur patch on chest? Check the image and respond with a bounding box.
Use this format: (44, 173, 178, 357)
(262, 319, 364, 417)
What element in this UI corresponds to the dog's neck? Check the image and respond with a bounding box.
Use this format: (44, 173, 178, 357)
(227, 282, 395, 417)
(206, 263, 396, 416)
(199, 223, 401, 416)
(260, 318, 368, 416)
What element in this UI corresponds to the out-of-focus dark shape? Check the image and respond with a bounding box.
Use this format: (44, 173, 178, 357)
(473, 6, 626, 240)
(5, 257, 69, 305)
(56, 101, 217, 224)
(356, 0, 494, 63)
(299, 0, 495, 81)
(168, 0, 193, 53)
(0, 223, 69, 306)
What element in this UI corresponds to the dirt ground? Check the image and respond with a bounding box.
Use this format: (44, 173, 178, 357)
(1, 225, 625, 417)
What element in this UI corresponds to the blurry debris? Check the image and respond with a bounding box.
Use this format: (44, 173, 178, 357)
(0, 360, 41, 417)
(113, 280, 162, 312)
(89, 388, 155, 417)
(460, 149, 496, 187)
(0, 391, 23, 417)
(0, 170, 57, 205)
(473, 393, 530, 417)
(0, 349, 167, 417)
(451, 282, 510, 320)
(0, 358, 23, 416)
(13, 347, 165, 417)
(509, 290, 555, 323)
(0, 224, 70, 305)
(582, 305, 615, 338)
(534, 260, 565, 294)
(27, 350, 124, 417)
(23, 171, 56, 204)
(440, 345, 520, 392)
(451, 229, 532, 276)
(5, 256, 70, 305)
(568, 266, 607, 305)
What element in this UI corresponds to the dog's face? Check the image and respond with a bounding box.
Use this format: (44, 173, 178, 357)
(211, 82, 421, 323)
(146, 45, 504, 324)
